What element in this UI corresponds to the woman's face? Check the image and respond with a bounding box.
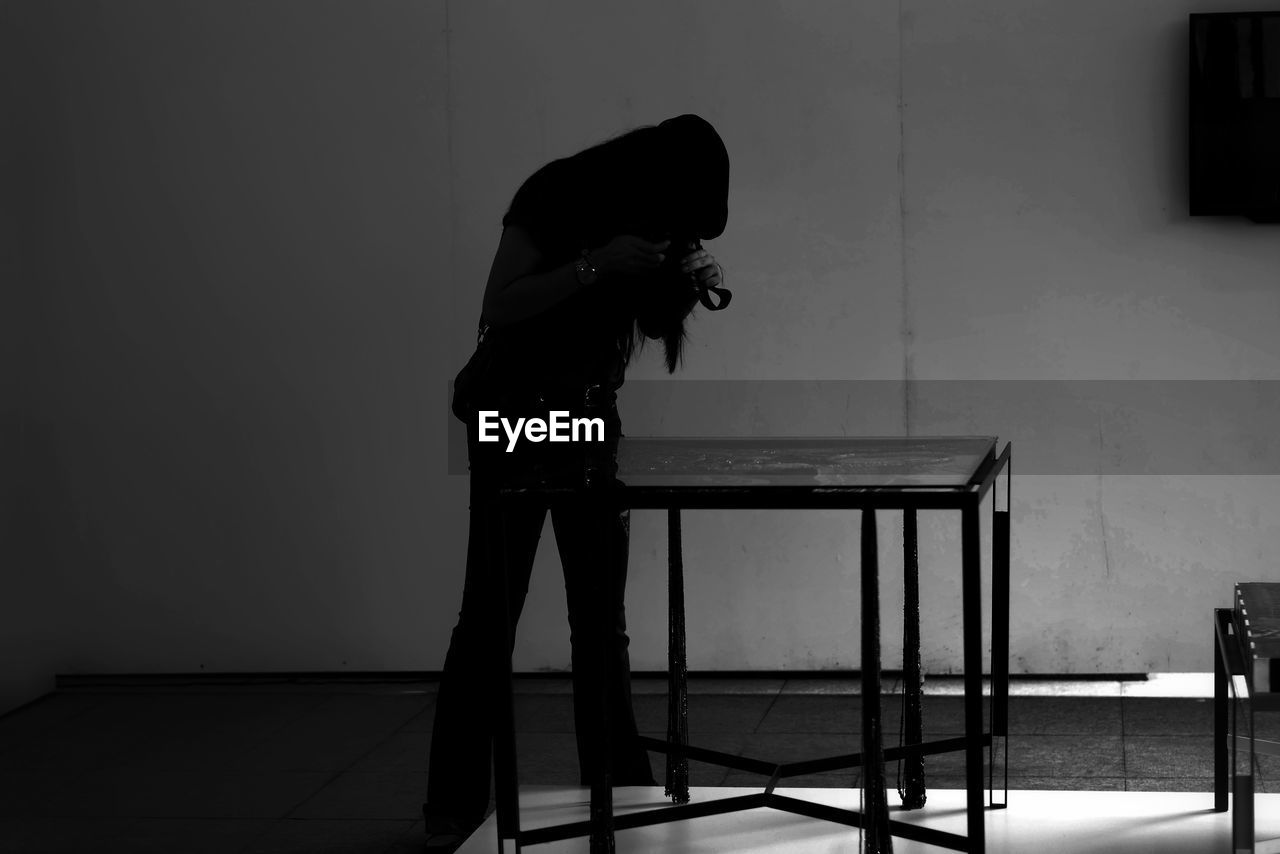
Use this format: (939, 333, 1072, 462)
(639, 114, 729, 240)
(616, 130, 722, 241)
(633, 168, 701, 241)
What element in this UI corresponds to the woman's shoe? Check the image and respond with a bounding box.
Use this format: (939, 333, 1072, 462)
(423, 829, 467, 852)
(423, 804, 476, 852)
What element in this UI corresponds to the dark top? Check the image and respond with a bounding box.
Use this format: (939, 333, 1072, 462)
(488, 161, 632, 395)
(485, 114, 729, 399)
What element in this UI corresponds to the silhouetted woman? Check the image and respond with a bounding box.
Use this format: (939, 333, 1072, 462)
(425, 114, 730, 850)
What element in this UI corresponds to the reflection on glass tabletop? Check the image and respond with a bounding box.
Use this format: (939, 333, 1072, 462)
(613, 436, 998, 488)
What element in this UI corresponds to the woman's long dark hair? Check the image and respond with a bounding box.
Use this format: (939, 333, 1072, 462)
(502, 115, 729, 374)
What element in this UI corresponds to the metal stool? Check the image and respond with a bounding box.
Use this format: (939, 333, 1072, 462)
(1214, 582, 1280, 854)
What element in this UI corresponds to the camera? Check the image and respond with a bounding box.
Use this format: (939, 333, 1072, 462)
(659, 235, 699, 274)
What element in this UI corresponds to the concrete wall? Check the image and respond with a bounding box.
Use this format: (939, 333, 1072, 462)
(5, 0, 455, 712)
(1, 13, 56, 714)
(7, 0, 1280, 711)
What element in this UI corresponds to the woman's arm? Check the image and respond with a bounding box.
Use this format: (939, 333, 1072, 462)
(481, 226, 585, 328)
(481, 228, 672, 328)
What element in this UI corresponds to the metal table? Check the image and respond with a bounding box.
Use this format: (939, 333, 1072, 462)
(491, 436, 1012, 853)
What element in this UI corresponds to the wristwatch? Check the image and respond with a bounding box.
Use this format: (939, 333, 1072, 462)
(574, 249, 598, 286)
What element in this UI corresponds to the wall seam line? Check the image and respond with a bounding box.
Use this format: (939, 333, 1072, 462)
(444, 0, 460, 360)
(898, 0, 913, 437)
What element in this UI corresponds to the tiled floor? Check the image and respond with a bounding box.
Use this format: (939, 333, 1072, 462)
(0, 675, 1270, 853)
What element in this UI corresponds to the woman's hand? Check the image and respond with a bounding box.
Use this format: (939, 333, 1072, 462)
(678, 246, 723, 288)
(589, 235, 671, 278)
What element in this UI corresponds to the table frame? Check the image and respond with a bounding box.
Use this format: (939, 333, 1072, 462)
(491, 439, 1012, 853)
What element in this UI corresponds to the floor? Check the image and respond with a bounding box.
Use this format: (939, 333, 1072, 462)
(0, 674, 1273, 853)
(458, 787, 1280, 854)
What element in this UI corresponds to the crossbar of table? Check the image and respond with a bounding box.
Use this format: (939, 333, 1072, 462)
(636, 732, 991, 781)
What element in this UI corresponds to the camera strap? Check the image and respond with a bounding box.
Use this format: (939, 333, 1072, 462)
(695, 281, 732, 311)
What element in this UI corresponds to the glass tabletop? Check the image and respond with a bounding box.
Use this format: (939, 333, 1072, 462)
(499, 436, 998, 491)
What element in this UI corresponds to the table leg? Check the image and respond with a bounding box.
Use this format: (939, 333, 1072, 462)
(900, 508, 926, 809)
(1235, 686, 1256, 854)
(666, 508, 690, 804)
(494, 504, 522, 854)
(961, 502, 985, 851)
(860, 508, 892, 853)
(991, 504, 1010, 807)
(1234, 773, 1254, 854)
(1215, 609, 1229, 813)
